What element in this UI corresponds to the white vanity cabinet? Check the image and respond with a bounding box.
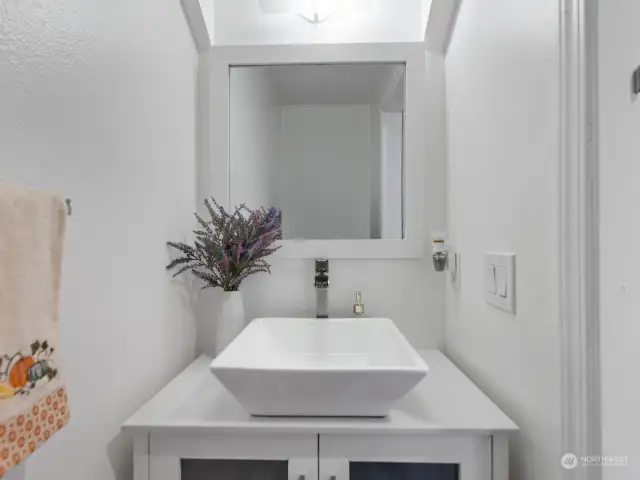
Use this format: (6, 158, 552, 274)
(123, 351, 516, 480)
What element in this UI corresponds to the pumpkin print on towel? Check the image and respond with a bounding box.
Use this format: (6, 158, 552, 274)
(0, 341, 58, 399)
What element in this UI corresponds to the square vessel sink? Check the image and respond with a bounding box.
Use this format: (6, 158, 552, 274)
(209, 317, 429, 417)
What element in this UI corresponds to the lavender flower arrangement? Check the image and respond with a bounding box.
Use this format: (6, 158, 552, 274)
(166, 198, 282, 291)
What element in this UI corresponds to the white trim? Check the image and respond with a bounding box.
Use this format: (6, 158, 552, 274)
(202, 43, 430, 259)
(149, 455, 181, 480)
(208, 43, 425, 66)
(490, 434, 508, 480)
(559, 1, 601, 479)
(380, 65, 406, 112)
(424, 0, 462, 54)
(180, 0, 212, 53)
(133, 434, 150, 480)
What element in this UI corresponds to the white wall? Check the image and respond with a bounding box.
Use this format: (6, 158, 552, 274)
(230, 67, 280, 209)
(445, 0, 562, 479)
(213, 0, 425, 45)
(599, 1, 640, 478)
(278, 105, 373, 240)
(0, 0, 198, 479)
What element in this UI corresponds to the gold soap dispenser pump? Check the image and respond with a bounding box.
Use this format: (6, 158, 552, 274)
(353, 291, 365, 317)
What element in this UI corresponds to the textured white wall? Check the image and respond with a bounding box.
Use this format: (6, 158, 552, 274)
(0, 0, 198, 479)
(445, 0, 562, 479)
(599, 1, 640, 478)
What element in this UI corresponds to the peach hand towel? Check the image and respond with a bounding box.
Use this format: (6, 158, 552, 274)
(0, 185, 70, 478)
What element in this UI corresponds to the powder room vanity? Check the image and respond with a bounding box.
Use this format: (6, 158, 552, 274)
(123, 41, 517, 480)
(123, 350, 517, 480)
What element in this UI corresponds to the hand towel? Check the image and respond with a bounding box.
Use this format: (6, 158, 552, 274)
(0, 185, 70, 478)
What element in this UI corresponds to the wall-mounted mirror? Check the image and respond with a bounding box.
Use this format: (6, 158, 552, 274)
(230, 63, 406, 240)
(207, 43, 429, 258)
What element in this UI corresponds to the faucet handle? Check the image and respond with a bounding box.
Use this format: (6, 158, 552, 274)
(314, 259, 330, 288)
(353, 291, 365, 317)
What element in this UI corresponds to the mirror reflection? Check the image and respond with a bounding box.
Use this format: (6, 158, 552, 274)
(230, 63, 405, 240)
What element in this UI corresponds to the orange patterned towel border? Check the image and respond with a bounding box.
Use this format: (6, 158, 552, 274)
(0, 388, 70, 477)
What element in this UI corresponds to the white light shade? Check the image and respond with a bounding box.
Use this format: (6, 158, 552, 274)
(259, 0, 373, 15)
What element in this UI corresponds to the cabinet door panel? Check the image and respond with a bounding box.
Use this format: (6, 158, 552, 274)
(181, 459, 288, 480)
(319, 434, 490, 480)
(149, 433, 317, 480)
(350, 462, 458, 480)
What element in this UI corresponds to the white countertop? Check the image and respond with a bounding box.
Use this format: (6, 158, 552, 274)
(123, 350, 518, 436)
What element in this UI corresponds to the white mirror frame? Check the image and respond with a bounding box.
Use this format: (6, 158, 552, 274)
(200, 42, 428, 259)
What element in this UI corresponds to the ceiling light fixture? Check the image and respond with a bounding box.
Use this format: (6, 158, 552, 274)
(299, 9, 333, 24)
(259, 0, 372, 24)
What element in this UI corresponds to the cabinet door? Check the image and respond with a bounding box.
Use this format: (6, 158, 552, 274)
(181, 459, 296, 480)
(319, 434, 491, 480)
(148, 432, 318, 480)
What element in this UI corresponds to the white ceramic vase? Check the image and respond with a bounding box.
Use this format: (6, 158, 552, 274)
(215, 290, 245, 355)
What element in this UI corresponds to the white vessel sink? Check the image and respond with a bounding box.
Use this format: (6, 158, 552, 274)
(209, 317, 429, 417)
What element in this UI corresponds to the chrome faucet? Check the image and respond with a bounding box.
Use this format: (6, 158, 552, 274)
(314, 259, 329, 318)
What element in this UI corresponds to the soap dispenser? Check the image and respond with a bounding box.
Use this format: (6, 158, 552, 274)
(353, 291, 365, 317)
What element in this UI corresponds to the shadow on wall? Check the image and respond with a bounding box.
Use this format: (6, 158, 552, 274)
(99, 252, 202, 480)
(190, 277, 222, 357)
(164, 260, 226, 357)
(107, 433, 133, 480)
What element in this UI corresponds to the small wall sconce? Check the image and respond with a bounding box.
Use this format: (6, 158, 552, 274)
(432, 233, 447, 272)
(431, 233, 461, 290)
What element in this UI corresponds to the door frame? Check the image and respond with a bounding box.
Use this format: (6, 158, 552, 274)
(438, 0, 602, 474)
(559, 0, 601, 479)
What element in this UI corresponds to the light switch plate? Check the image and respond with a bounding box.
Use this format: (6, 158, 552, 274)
(484, 253, 516, 314)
